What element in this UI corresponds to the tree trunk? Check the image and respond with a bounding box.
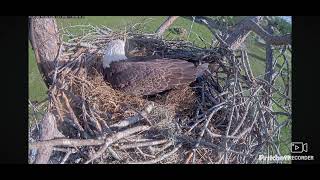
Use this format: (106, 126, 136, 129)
(155, 16, 179, 37)
(29, 17, 63, 87)
(263, 23, 274, 126)
(29, 17, 64, 164)
(264, 24, 274, 89)
(34, 113, 63, 164)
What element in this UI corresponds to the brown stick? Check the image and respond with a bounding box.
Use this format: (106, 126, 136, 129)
(50, 90, 64, 123)
(61, 92, 84, 132)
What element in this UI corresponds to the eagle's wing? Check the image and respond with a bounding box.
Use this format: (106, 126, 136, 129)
(105, 59, 198, 96)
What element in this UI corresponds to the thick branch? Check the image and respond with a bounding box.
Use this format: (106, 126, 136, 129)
(195, 16, 291, 50)
(249, 20, 291, 46)
(30, 138, 104, 149)
(264, 24, 274, 91)
(224, 16, 264, 50)
(30, 125, 150, 149)
(155, 16, 179, 36)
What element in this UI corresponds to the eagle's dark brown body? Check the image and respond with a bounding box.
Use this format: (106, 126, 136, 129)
(104, 58, 202, 96)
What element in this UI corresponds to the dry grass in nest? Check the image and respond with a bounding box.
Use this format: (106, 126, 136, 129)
(68, 61, 147, 123)
(164, 86, 198, 117)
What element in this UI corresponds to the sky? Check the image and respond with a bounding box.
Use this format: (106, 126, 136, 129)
(280, 16, 292, 24)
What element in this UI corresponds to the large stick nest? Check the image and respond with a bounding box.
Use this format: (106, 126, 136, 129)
(29, 24, 292, 164)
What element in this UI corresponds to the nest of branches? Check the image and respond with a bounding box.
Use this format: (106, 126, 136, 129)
(29, 24, 292, 164)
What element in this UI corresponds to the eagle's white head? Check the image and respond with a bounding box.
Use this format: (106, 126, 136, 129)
(102, 39, 128, 69)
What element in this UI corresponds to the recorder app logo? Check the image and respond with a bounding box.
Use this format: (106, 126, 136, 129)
(291, 142, 308, 153)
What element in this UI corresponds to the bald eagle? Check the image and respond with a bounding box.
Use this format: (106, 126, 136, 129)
(102, 39, 208, 96)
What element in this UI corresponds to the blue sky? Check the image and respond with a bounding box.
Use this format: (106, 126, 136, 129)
(280, 16, 292, 23)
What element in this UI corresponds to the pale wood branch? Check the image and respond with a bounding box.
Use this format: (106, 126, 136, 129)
(84, 125, 150, 164)
(155, 16, 179, 37)
(30, 126, 150, 155)
(30, 137, 104, 149)
(119, 139, 168, 150)
(110, 103, 154, 128)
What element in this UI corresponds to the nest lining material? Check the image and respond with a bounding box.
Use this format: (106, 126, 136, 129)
(53, 30, 226, 126)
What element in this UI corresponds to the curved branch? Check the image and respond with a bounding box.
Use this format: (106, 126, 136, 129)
(195, 16, 291, 50)
(248, 19, 291, 45)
